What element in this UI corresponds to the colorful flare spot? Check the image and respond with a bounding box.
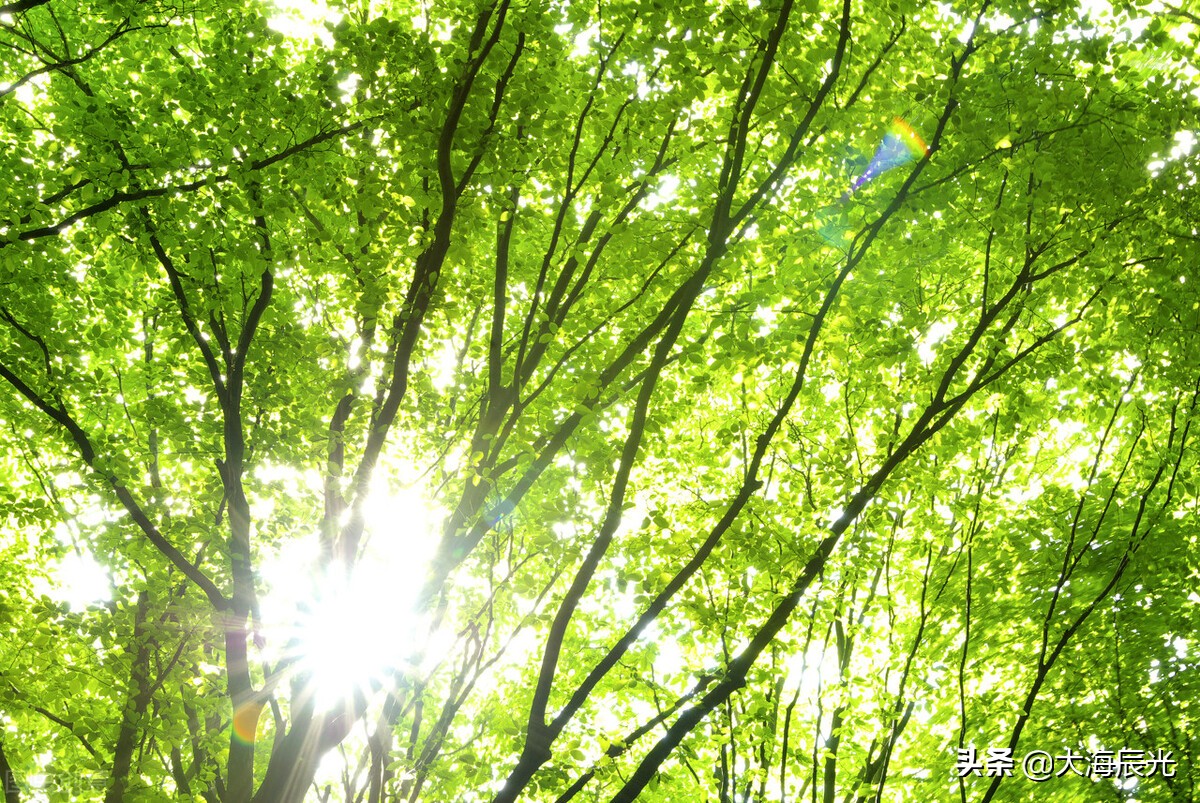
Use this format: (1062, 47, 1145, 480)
(817, 203, 853, 250)
(233, 700, 264, 744)
(819, 117, 930, 250)
(842, 117, 929, 200)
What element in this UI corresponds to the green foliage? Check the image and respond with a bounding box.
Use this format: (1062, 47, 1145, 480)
(0, 0, 1198, 800)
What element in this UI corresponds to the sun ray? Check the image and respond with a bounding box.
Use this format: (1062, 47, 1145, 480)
(258, 482, 442, 711)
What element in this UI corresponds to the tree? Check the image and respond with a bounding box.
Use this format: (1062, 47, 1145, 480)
(0, 0, 1197, 800)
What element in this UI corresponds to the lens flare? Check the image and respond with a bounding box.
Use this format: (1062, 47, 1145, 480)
(820, 117, 930, 250)
(841, 117, 929, 201)
(232, 701, 265, 744)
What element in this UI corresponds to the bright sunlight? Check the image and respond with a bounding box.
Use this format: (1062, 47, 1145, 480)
(258, 482, 442, 712)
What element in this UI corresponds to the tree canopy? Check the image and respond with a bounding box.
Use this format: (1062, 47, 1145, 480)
(1, 0, 1198, 800)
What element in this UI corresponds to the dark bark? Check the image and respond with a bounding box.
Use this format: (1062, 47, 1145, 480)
(0, 0, 48, 14)
(0, 736, 20, 803)
(105, 591, 155, 803)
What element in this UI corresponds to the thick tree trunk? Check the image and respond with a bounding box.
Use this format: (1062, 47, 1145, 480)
(105, 592, 154, 803)
(0, 737, 21, 803)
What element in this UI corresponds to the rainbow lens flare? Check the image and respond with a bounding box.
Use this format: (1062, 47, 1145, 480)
(232, 700, 264, 744)
(842, 117, 929, 200)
